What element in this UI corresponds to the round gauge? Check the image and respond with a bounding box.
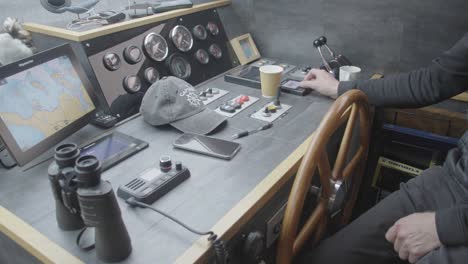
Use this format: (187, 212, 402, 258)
(195, 49, 210, 65)
(123, 75, 142, 94)
(209, 44, 223, 59)
(192, 24, 207, 40)
(206, 22, 219, 36)
(144, 67, 160, 84)
(170, 25, 194, 52)
(123, 45, 143, 64)
(167, 54, 191, 80)
(103, 53, 121, 71)
(143, 32, 169, 62)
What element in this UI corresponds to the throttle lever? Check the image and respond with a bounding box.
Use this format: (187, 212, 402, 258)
(313, 36, 333, 73)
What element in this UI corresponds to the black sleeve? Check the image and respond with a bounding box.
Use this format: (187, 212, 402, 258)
(436, 206, 468, 246)
(338, 32, 468, 108)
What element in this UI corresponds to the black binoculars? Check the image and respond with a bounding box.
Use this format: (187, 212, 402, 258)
(48, 143, 132, 262)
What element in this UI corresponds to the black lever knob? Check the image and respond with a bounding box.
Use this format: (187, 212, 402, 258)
(319, 36, 327, 45)
(313, 39, 321, 48)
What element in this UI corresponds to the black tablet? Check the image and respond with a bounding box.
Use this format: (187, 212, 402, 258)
(80, 131, 148, 171)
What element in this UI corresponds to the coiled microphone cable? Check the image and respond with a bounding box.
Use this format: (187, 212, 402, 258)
(126, 197, 229, 264)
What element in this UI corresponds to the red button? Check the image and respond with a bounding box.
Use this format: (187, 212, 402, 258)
(235, 98, 244, 104)
(239, 95, 250, 102)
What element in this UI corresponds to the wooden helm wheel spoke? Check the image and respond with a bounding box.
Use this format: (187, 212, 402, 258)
(277, 90, 370, 264)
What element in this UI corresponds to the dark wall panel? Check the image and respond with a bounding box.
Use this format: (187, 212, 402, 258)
(3, 0, 468, 74)
(223, 0, 468, 74)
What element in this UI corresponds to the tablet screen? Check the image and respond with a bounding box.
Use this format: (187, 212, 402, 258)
(80, 131, 148, 171)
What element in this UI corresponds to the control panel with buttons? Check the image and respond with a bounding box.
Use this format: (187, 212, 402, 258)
(89, 111, 118, 128)
(117, 155, 191, 204)
(215, 94, 259, 117)
(286, 65, 313, 80)
(199, 87, 229, 105)
(250, 101, 292, 122)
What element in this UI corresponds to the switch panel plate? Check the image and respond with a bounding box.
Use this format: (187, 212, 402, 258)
(250, 102, 292, 122)
(199, 88, 229, 105)
(214, 95, 259, 117)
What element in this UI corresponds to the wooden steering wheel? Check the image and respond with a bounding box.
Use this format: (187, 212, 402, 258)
(276, 90, 371, 264)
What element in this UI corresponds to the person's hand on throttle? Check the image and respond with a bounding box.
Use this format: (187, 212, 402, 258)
(299, 68, 339, 98)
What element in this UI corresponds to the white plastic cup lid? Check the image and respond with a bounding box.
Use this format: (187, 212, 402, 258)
(259, 65, 284, 74)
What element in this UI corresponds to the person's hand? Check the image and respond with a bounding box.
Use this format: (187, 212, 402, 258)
(299, 68, 339, 98)
(385, 212, 441, 263)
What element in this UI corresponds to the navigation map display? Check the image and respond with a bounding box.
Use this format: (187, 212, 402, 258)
(0, 56, 95, 151)
(0, 44, 97, 166)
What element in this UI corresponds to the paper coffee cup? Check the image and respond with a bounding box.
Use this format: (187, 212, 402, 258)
(259, 65, 284, 98)
(339, 66, 361, 82)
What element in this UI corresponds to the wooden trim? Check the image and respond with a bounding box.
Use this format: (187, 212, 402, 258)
(24, 0, 231, 42)
(230, 33, 261, 65)
(396, 106, 466, 122)
(0, 206, 83, 264)
(175, 132, 316, 263)
(370, 73, 384, 79)
(452, 92, 468, 102)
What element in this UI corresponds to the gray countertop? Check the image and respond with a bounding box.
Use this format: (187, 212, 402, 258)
(0, 75, 333, 263)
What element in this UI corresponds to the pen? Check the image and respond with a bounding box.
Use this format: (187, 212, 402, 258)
(232, 123, 273, 139)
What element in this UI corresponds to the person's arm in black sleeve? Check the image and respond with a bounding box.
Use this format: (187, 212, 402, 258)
(436, 206, 468, 245)
(338, 32, 468, 108)
(434, 133, 468, 246)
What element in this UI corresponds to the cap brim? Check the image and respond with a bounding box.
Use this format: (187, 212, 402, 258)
(170, 108, 227, 135)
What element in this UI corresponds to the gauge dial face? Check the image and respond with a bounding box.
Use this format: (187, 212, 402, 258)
(192, 24, 207, 40)
(144, 67, 160, 84)
(167, 54, 191, 80)
(209, 44, 223, 59)
(206, 22, 219, 36)
(143, 33, 169, 62)
(170, 25, 194, 52)
(103, 53, 121, 71)
(195, 49, 210, 65)
(123, 75, 142, 94)
(123, 45, 143, 64)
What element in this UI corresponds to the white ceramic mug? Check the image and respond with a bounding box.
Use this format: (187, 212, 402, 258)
(339, 66, 361, 82)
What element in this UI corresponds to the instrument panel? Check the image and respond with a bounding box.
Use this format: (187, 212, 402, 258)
(86, 9, 234, 121)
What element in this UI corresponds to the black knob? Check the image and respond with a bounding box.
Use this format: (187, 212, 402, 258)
(242, 231, 265, 264)
(313, 39, 321, 48)
(175, 161, 182, 171)
(159, 155, 172, 173)
(319, 36, 327, 45)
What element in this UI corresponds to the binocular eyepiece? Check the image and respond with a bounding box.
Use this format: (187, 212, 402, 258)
(48, 143, 132, 262)
(75, 155, 101, 187)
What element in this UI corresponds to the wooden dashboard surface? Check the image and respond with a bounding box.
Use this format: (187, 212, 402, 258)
(23, 0, 231, 42)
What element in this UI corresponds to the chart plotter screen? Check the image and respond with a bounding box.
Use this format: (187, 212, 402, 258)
(0, 55, 95, 152)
